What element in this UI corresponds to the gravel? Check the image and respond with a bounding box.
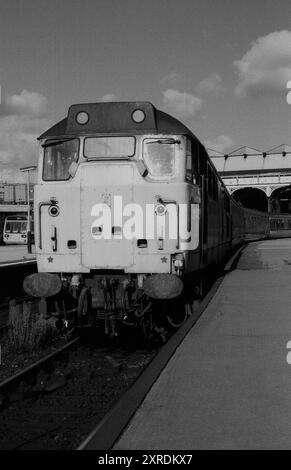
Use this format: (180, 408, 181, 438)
(0, 344, 156, 450)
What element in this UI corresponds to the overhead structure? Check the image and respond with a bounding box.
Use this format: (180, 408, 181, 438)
(209, 144, 291, 214)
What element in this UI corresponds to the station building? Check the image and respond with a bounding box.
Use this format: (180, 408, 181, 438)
(209, 144, 291, 237)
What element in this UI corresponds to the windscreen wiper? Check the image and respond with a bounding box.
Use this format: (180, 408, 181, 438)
(146, 139, 181, 144)
(42, 138, 76, 148)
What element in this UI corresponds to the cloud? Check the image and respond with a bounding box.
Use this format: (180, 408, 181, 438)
(6, 89, 48, 117)
(0, 89, 50, 182)
(204, 135, 233, 153)
(196, 73, 225, 94)
(101, 94, 118, 102)
(160, 72, 181, 86)
(162, 89, 203, 121)
(233, 30, 291, 97)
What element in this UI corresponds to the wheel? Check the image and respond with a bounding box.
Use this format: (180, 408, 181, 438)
(193, 278, 204, 298)
(166, 299, 188, 328)
(166, 309, 188, 328)
(185, 302, 194, 317)
(141, 312, 154, 341)
(77, 287, 92, 325)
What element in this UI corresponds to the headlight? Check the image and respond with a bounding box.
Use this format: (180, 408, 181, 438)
(48, 205, 60, 217)
(155, 203, 167, 216)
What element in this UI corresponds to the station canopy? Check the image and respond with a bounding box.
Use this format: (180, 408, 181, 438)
(209, 144, 291, 175)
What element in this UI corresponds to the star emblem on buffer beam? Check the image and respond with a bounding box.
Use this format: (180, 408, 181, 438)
(161, 257, 168, 263)
(47, 256, 54, 263)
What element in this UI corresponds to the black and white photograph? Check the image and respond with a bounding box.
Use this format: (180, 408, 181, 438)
(0, 0, 291, 455)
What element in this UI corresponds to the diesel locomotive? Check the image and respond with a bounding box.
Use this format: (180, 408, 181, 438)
(24, 101, 269, 339)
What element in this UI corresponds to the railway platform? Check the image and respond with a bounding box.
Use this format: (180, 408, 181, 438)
(114, 239, 291, 450)
(0, 245, 35, 266)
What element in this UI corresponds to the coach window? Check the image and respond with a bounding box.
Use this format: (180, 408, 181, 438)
(186, 138, 193, 182)
(191, 141, 199, 184)
(224, 192, 230, 212)
(43, 138, 79, 181)
(207, 165, 213, 198)
(143, 138, 177, 178)
(199, 149, 207, 185)
(213, 173, 218, 201)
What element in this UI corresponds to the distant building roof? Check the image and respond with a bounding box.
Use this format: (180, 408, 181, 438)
(228, 146, 262, 156)
(209, 144, 291, 175)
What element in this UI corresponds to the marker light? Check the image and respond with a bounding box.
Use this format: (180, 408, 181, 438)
(76, 111, 89, 125)
(132, 109, 145, 123)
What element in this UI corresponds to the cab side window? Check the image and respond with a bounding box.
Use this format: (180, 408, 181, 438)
(186, 138, 200, 184)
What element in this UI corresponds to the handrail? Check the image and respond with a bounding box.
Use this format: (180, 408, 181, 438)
(38, 201, 55, 249)
(157, 197, 180, 249)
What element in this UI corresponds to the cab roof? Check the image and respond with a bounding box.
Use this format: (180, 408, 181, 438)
(38, 101, 199, 142)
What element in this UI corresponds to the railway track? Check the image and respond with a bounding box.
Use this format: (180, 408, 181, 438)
(0, 295, 207, 450)
(0, 331, 156, 450)
(0, 337, 80, 402)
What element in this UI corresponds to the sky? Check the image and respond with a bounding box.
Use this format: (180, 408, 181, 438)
(0, 0, 291, 182)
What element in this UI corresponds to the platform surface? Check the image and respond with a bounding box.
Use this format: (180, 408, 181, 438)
(115, 239, 291, 450)
(0, 245, 35, 265)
